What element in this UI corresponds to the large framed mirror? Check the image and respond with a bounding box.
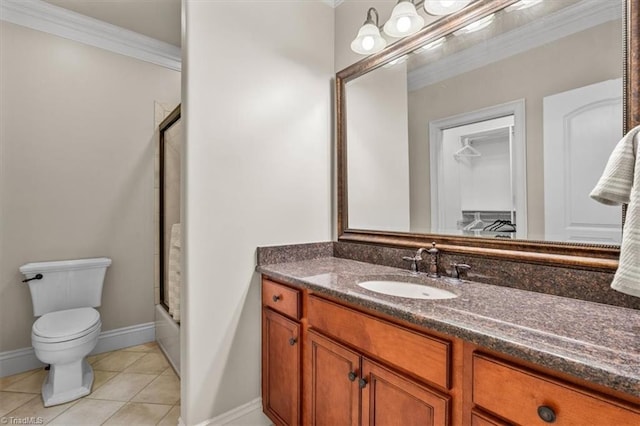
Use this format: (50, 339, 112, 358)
(337, 0, 639, 270)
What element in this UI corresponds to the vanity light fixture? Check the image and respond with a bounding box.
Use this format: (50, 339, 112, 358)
(453, 13, 495, 35)
(383, 0, 425, 38)
(505, 0, 544, 12)
(351, 7, 387, 55)
(423, 0, 472, 16)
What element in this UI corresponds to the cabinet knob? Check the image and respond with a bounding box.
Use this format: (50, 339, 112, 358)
(272, 295, 281, 302)
(348, 371, 357, 382)
(358, 378, 368, 389)
(537, 406, 556, 423)
(289, 337, 297, 346)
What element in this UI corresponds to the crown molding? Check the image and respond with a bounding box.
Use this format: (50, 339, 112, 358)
(408, 0, 621, 91)
(0, 0, 181, 72)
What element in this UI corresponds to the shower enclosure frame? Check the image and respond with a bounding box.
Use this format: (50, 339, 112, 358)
(158, 104, 181, 313)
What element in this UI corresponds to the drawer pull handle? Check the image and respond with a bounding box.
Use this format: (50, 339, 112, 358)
(272, 295, 281, 302)
(358, 378, 368, 389)
(348, 371, 357, 382)
(289, 337, 297, 346)
(537, 406, 556, 423)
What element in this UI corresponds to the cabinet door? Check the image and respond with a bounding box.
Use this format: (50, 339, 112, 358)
(262, 308, 300, 426)
(306, 330, 360, 426)
(361, 358, 450, 426)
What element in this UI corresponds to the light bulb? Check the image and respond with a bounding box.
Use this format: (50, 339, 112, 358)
(361, 36, 375, 51)
(384, 1, 424, 38)
(396, 16, 411, 33)
(424, 0, 471, 16)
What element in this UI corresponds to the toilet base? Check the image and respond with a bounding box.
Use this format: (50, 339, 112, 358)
(42, 358, 94, 407)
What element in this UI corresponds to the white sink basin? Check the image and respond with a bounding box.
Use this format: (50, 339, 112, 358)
(358, 280, 458, 300)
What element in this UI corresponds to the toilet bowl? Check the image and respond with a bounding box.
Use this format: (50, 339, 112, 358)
(32, 307, 102, 406)
(20, 257, 111, 406)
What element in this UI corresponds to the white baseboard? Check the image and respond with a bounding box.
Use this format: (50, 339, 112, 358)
(195, 398, 271, 426)
(0, 347, 45, 378)
(0, 322, 155, 377)
(92, 322, 155, 355)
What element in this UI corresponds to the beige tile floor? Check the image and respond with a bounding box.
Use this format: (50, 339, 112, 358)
(0, 342, 180, 425)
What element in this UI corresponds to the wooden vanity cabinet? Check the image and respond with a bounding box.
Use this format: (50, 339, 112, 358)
(470, 409, 511, 426)
(306, 295, 452, 426)
(471, 353, 640, 426)
(261, 276, 640, 426)
(262, 279, 302, 426)
(305, 328, 450, 426)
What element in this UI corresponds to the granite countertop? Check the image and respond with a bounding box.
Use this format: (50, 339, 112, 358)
(257, 257, 640, 398)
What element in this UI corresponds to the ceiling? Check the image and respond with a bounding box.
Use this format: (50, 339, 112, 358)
(43, 0, 181, 47)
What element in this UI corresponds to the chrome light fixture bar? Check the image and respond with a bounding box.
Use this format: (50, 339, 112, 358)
(351, 7, 387, 55)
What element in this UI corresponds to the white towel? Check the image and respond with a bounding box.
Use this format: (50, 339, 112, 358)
(590, 125, 640, 297)
(167, 223, 181, 321)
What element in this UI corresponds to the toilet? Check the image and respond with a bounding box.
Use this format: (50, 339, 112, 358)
(19, 257, 111, 407)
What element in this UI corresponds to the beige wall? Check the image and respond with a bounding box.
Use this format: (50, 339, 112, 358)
(408, 20, 622, 239)
(0, 22, 181, 353)
(183, 1, 333, 424)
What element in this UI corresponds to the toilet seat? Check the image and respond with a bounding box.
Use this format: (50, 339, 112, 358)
(32, 307, 101, 343)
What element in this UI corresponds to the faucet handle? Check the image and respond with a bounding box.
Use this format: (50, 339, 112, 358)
(402, 256, 419, 274)
(450, 263, 471, 280)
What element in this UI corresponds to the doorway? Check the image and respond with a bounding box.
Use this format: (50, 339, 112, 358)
(429, 100, 527, 238)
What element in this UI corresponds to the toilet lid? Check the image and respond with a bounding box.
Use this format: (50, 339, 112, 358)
(33, 307, 100, 340)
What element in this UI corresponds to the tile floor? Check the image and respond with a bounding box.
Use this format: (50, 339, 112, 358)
(0, 342, 180, 425)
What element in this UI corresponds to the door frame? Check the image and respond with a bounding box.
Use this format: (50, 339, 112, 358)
(429, 99, 527, 237)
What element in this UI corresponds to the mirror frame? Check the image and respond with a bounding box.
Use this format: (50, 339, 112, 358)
(337, 0, 639, 271)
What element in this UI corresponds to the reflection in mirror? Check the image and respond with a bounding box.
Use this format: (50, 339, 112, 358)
(345, 0, 623, 245)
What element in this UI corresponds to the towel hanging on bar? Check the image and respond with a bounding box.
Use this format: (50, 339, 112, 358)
(590, 125, 640, 298)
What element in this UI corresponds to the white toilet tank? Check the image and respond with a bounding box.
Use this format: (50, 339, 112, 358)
(19, 258, 112, 317)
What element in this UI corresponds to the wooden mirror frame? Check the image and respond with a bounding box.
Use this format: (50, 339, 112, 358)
(337, 0, 639, 271)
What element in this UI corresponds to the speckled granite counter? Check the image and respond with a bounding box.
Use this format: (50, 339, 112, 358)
(257, 256, 640, 398)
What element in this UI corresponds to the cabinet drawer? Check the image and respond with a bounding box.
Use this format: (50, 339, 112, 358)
(472, 353, 640, 425)
(262, 279, 301, 320)
(471, 409, 510, 426)
(308, 295, 451, 389)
